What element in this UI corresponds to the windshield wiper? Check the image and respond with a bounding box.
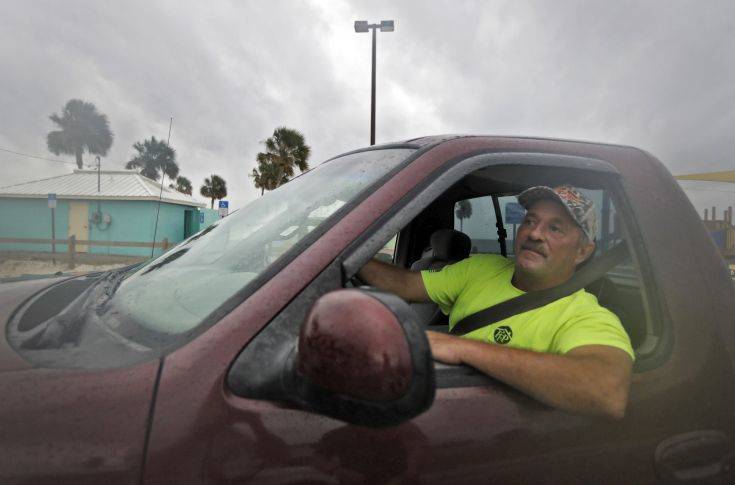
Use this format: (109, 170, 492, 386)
(98, 268, 129, 302)
(141, 248, 190, 275)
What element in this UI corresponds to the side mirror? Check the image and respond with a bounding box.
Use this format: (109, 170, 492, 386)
(294, 289, 435, 427)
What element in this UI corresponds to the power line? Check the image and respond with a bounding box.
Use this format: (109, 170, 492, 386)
(0, 146, 77, 165)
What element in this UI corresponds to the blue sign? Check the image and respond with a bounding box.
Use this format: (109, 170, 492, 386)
(199, 212, 205, 224)
(47, 193, 57, 209)
(218, 200, 229, 218)
(504, 202, 526, 224)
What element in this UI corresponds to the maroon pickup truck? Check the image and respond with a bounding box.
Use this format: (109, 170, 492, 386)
(2, 136, 734, 483)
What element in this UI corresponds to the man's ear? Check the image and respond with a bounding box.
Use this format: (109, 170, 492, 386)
(575, 239, 596, 265)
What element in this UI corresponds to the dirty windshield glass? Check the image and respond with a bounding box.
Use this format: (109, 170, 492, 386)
(108, 148, 413, 341)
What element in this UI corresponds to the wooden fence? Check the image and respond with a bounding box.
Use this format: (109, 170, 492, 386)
(0, 236, 169, 269)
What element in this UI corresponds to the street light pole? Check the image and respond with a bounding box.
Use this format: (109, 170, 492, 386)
(355, 20, 394, 146)
(371, 26, 377, 146)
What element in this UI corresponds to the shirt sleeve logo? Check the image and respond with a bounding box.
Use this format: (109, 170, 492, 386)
(493, 326, 513, 345)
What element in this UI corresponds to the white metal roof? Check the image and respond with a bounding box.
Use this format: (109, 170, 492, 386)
(0, 170, 206, 208)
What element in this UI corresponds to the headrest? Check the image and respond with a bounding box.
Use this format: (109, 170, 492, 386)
(429, 229, 471, 261)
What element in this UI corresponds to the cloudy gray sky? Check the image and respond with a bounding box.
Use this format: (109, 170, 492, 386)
(1, 0, 734, 212)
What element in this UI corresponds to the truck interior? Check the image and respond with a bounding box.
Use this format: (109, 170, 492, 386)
(354, 163, 662, 372)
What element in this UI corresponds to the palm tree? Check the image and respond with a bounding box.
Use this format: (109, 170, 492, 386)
(169, 176, 193, 195)
(250, 127, 310, 194)
(200, 175, 227, 209)
(250, 155, 287, 195)
(46, 99, 114, 169)
(125, 136, 178, 182)
(455, 200, 473, 231)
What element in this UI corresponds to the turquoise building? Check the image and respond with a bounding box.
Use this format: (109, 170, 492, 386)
(0, 170, 220, 258)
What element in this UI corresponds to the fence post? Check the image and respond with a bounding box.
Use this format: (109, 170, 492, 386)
(68, 235, 76, 270)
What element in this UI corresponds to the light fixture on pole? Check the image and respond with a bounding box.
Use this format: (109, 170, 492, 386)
(354, 19, 394, 145)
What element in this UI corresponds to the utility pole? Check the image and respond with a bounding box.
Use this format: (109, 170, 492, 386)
(96, 156, 101, 193)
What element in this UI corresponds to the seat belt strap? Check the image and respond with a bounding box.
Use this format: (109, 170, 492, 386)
(450, 243, 630, 336)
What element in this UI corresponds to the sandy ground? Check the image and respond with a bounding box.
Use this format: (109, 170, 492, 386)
(0, 259, 130, 278)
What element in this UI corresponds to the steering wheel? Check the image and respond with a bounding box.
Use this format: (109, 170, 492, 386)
(348, 273, 369, 288)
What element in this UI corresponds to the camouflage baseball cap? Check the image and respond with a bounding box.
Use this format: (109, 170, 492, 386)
(517, 185, 597, 241)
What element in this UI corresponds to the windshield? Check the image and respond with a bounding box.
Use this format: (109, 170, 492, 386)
(106, 148, 413, 343)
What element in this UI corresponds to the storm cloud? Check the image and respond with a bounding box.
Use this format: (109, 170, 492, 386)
(1, 0, 733, 210)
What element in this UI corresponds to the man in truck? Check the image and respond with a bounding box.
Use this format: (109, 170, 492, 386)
(358, 185, 634, 419)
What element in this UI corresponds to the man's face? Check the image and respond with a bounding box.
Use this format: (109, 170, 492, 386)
(513, 199, 594, 285)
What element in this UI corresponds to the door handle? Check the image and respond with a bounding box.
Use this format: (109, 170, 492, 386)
(655, 430, 735, 482)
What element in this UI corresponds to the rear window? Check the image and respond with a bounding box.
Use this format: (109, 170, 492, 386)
(454, 190, 621, 255)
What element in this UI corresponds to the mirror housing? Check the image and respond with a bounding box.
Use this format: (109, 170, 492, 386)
(295, 289, 435, 427)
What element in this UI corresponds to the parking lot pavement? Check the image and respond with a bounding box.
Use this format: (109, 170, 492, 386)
(0, 259, 128, 280)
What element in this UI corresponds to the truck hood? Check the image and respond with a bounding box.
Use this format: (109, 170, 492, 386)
(0, 275, 162, 481)
(0, 275, 72, 372)
(0, 273, 161, 481)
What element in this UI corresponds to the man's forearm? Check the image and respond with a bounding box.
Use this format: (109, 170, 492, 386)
(428, 332, 632, 418)
(357, 259, 429, 302)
